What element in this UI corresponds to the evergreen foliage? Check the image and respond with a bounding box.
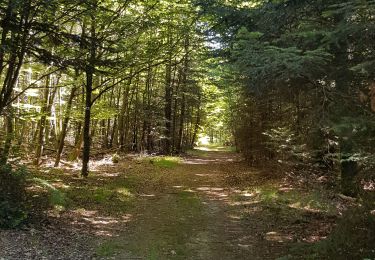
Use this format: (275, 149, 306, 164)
(200, 0, 375, 197)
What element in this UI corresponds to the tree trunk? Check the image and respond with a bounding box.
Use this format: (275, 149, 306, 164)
(164, 55, 173, 154)
(81, 13, 96, 177)
(0, 107, 13, 164)
(81, 76, 93, 177)
(34, 75, 51, 165)
(118, 77, 132, 150)
(177, 35, 189, 152)
(177, 93, 186, 152)
(54, 86, 77, 167)
(191, 94, 201, 148)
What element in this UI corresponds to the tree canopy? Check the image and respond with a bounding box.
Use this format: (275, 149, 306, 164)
(0, 0, 374, 259)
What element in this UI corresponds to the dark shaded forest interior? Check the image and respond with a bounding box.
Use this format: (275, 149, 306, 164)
(0, 0, 374, 259)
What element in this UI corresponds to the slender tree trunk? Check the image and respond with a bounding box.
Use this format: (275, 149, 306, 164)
(81, 77, 93, 177)
(118, 77, 132, 150)
(54, 86, 77, 167)
(110, 118, 117, 148)
(44, 77, 58, 148)
(191, 93, 202, 148)
(81, 13, 96, 177)
(177, 34, 190, 152)
(34, 75, 51, 165)
(177, 93, 186, 152)
(172, 68, 182, 150)
(164, 54, 173, 154)
(101, 119, 108, 148)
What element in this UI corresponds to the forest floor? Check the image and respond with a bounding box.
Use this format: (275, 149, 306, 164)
(0, 146, 356, 259)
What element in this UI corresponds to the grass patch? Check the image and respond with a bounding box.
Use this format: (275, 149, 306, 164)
(96, 240, 124, 257)
(116, 187, 134, 198)
(150, 156, 182, 168)
(124, 190, 204, 259)
(176, 190, 201, 208)
(244, 185, 337, 214)
(63, 177, 137, 214)
(186, 149, 210, 157)
(32, 178, 67, 208)
(93, 188, 113, 203)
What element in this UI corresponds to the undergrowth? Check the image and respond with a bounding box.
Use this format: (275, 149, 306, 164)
(150, 156, 182, 168)
(283, 208, 375, 259)
(0, 164, 29, 228)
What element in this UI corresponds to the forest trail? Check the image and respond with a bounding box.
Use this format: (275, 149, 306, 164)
(86, 146, 332, 260)
(0, 147, 337, 259)
(114, 147, 263, 260)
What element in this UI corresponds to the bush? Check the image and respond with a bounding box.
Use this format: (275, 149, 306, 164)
(112, 153, 120, 163)
(285, 208, 375, 259)
(315, 208, 375, 259)
(0, 164, 29, 228)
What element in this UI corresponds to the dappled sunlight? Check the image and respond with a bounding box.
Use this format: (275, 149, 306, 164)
(196, 187, 224, 191)
(228, 214, 241, 220)
(196, 146, 215, 151)
(73, 208, 97, 217)
(42, 159, 83, 171)
(49, 180, 70, 190)
(139, 194, 156, 197)
(184, 146, 240, 166)
(98, 172, 121, 177)
(237, 243, 252, 249)
(7, 140, 343, 259)
(265, 231, 293, 243)
(289, 202, 323, 213)
(363, 180, 375, 191)
(184, 157, 236, 165)
(304, 235, 328, 243)
(228, 200, 261, 207)
(241, 192, 255, 197)
(278, 187, 295, 192)
(195, 173, 215, 177)
(195, 186, 229, 199)
(194, 145, 236, 152)
(90, 156, 119, 169)
(68, 208, 132, 237)
(116, 188, 134, 200)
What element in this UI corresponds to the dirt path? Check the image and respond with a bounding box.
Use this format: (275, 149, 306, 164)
(98, 149, 293, 259)
(1, 148, 338, 259)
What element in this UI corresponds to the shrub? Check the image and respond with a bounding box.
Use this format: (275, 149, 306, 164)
(0, 164, 29, 228)
(286, 208, 375, 259)
(112, 153, 120, 163)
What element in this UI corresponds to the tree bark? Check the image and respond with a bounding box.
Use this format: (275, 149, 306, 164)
(81, 13, 96, 177)
(0, 107, 13, 164)
(34, 75, 51, 165)
(54, 86, 77, 167)
(81, 73, 93, 177)
(164, 55, 173, 154)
